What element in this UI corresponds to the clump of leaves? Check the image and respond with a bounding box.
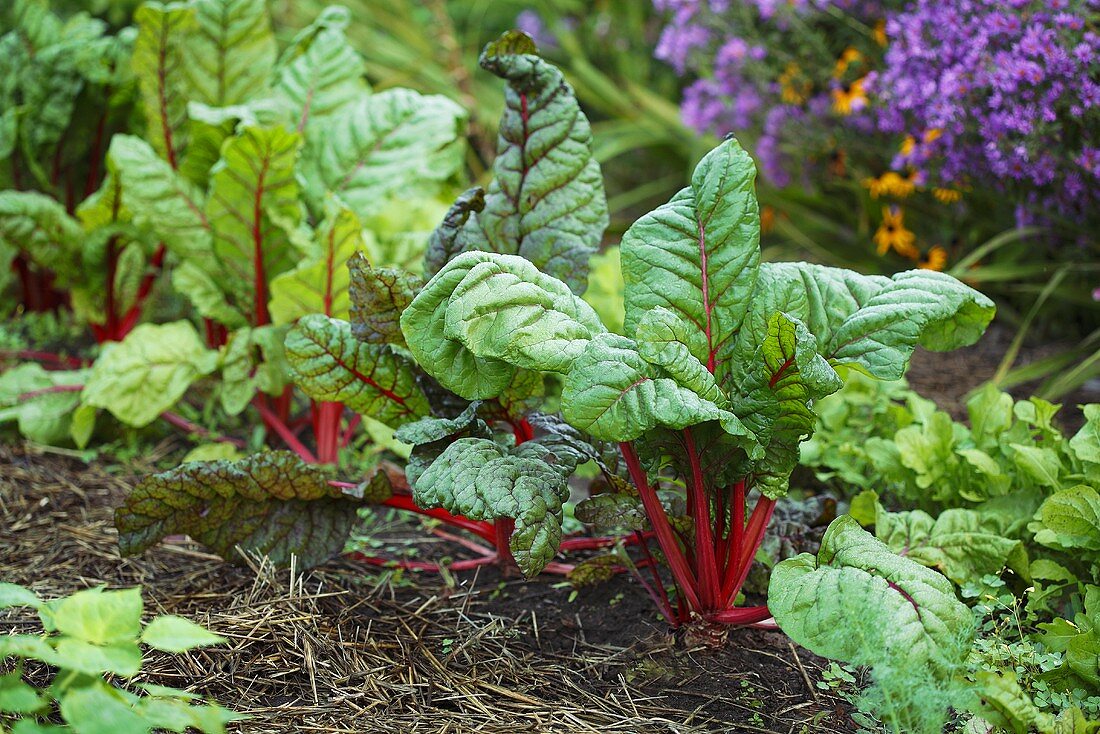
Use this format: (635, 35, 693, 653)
(0, 583, 241, 733)
(398, 129, 993, 626)
(114, 30, 622, 577)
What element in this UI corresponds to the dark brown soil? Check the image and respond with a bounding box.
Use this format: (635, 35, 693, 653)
(0, 446, 856, 733)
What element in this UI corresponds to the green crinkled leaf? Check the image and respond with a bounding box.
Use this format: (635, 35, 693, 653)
(132, 1, 195, 165)
(769, 515, 973, 672)
(744, 263, 994, 381)
(81, 321, 218, 427)
(413, 437, 570, 576)
(115, 451, 362, 568)
(107, 135, 211, 257)
(300, 89, 466, 220)
(394, 403, 492, 486)
(574, 492, 649, 531)
(443, 253, 606, 374)
(401, 251, 518, 399)
(185, 0, 276, 108)
(430, 32, 607, 293)
(272, 5, 367, 129)
(270, 200, 366, 325)
(974, 671, 1057, 734)
(348, 252, 420, 346)
(621, 138, 759, 369)
(0, 190, 83, 281)
(635, 306, 725, 405)
(285, 314, 430, 426)
(561, 332, 758, 450)
(204, 125, 302, 324)
(1030, 486, 1100, 552)
(875, 507, 1022, 586)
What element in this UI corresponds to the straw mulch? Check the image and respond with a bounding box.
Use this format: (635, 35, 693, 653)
(0, 444, 854, 733)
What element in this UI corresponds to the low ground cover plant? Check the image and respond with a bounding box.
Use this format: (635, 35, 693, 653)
(782, 378, 1100, 731)
(0, 583, 239, 733)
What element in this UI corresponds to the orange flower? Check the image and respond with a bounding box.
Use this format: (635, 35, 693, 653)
(920, 245, 948, 271)
(873, 20, 888, 46)
(900, 135, 916, 156)
(874, 206, 918, 259)
(780, 62, 810, 104)
(832, 77, 868, 115)
(863, 171, 915, 199)
(761, 205, 776, 235)
(834, 47, 863, 78)
(933, 187, 962, 204)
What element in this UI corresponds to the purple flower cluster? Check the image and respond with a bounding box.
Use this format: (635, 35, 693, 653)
(871, 0, 1100, 223)
(653, 0, 889, 187)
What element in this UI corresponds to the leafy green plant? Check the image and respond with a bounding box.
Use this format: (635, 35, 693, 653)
(770, 518, 1100, 734)
(0, 0, 164, 343)
(394, 117, 992, 626)
(0, 583, 241, 733)
(114, 30, 631, 576)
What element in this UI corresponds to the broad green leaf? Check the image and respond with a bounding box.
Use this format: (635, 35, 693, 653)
(401, 252, 519, 399)
(59, 682, 147, 734)
(204, 125, 302, 324)
(634, 306, 724, 404)
(135, 695, 246, 732)
(185, 0, 275, 107)
(1012, 444, 1065, 489)
(132, 2, 196, 166)
(413, 437, 570, 576)
(0, 583, 41, 609)
(0, 190, 82, 280)
(141, 615, 225, 652)
(1070, 405, 1100, 466)
(621, 138, 759, 370)
(453, 31, 608, 294)
(1031, 486, 1100, 552)
(115, 451, 363, 568)
(443, 253, 606, 375)
(52, 587, 143, 646)
(745, 263, 995, 380)
(770, 516, 973, 672)
(0, 634, 59, 664)
(285, 315, 430, 425)
(107, 135, 211, 256)
(81, 321, 219, 427)
(875, 508, 1022, 585)
(0, 363, 88, 445)
(0, 671, 45, 714)
(967, 383, 1015, 447)
(270, 201, 365, 324)
(973, 671, 1057, 734)
(272, 5, 367, 130)
(429, 33, 606, 292)
(347, 252, 420, 346)
(561, 332, 758, 449)
(395, 403, 493, 486)
(53, 638, 143, 677)
(299, 89, 465, 220)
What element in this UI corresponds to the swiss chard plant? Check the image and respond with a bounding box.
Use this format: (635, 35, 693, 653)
(113, 30, 628, 576)
(0, 0, 160, 344)
(397, 130, 994, 627)
(0, 583, 242, 733)
(3, 0, 469, 456)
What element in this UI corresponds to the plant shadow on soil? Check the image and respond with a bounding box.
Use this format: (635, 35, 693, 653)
(0, 446, 857, 733)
